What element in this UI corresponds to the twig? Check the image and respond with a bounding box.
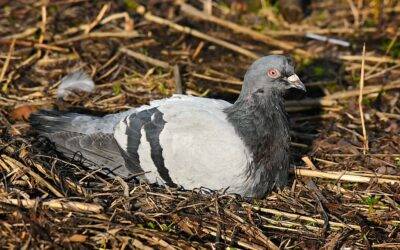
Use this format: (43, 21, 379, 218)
(294, 168, 400, 184)
(119, 47, 171, 69)
(173, 65, 183, 94)
(2, 155, 65, 198)
(53, 31, 139, 45)
(0, 27, 38, 41)
(136, 6, 260, 59)
(301, 156, 317, 170)
(359, 44, 368, 154)
(192, 41, 205, 59)
(365, 63, 400, 81)
(201, 227, 265, 250)
(262, 216, 323, 232)
(376, 111, 400, 120)
(372, 243, 400, 248)
(33, 162, 86, 195)
(330, 170, 400, 180)
(57, 11, 133, 37)
(325, 80, 400, 99)
(202, 0, 212, 15)
(39, 2, 47, 45)
(346, 0, 360, 28)
(246, 204, 361, 231)
(0, 39, 15, 92)
(337, 122, 364, 141)
(306, 180, 330, 234)
(339, 54, 400, 64)
(327, 153, 400, 158)
(100, 12, 134, 31)
(266, 27, 377, 37)
(223, 209, 279, 249)
(365, 32, 399, 77)
(84, 3, 110, 34)
(0, 199, 103, 213)
(178, 2, 311, 58)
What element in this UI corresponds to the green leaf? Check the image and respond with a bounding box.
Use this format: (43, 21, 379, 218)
(124, 0, 139, 10)
(113, 83, 121, 95)
(312, 66, 326, 77)
(395, 157, 400, 168)
(147, 222, 156, 229)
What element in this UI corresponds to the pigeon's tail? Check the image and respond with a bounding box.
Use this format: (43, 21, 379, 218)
(30, 110, 92, 135)
(30, 110, 132, 177)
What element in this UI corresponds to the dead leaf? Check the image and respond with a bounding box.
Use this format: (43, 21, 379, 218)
(67, 234, 87, 242)
(376, 166, 397, 175)
(11, 105, 37, 121)
(107, 228, 122, 236)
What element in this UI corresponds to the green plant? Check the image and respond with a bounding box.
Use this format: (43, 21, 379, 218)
(312, 66, 326, 77)
(147, 221, 156, 229)
(113, 83, 121, 95)
(395, 157, 400, 168)
(380, 39, 400, 58)
(124, 0, 139, 10)
(362, 97, 372, 107)
(362, 195, 381, 212)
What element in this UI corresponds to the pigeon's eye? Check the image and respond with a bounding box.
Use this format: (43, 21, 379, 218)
(267, 68, 281, 79)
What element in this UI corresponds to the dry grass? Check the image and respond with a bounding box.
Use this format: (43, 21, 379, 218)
(0, 0, 399, 248)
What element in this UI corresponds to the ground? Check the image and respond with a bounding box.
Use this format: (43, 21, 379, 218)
(0, 0, 399, 249)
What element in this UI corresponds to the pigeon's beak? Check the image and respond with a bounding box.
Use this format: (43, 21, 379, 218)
(286, 74, 306, 92)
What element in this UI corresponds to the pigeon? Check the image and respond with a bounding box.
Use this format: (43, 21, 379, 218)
(30, 55, 306, 198)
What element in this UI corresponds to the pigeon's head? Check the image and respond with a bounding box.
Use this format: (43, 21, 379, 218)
(241, 55, 306, 98)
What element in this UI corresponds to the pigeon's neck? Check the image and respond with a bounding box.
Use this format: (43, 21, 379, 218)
(224, 89, 290, 197)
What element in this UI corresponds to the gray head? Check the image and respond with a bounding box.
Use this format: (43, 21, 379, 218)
(239, 55, 305, 100)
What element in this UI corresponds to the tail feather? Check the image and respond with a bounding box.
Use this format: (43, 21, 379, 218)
(30, 110, 99, 134)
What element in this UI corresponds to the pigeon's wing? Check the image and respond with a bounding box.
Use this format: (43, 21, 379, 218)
(30, 110, 134, 177)
(114, 96, 251, 193)
(53, 132, 132, 176)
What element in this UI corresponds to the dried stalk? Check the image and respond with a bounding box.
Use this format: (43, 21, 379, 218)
(326, 80, 400, 100)
(0, 39, 15, 92)
(0, 199, 103, 213)
(173, 65, 183, 94)
(339, 54, 400, 64)
(2, 155, 64, 198)
(201, 227, 266, 250)
(358, 44, 368, 154)
(84, 3, 110, 34)
(294, 168, 400, 184)
(53, 31, 139, 45)
(136, 6, 260, 59)
(247, 204, 361, 231)
(178, 2, 311, 58)
(119, 47, 171, 69)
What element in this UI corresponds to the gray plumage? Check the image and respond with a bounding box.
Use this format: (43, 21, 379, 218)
(30, 55, 306, 198)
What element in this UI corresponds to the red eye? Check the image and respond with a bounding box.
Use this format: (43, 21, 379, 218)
(267, 68, 281, 78)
